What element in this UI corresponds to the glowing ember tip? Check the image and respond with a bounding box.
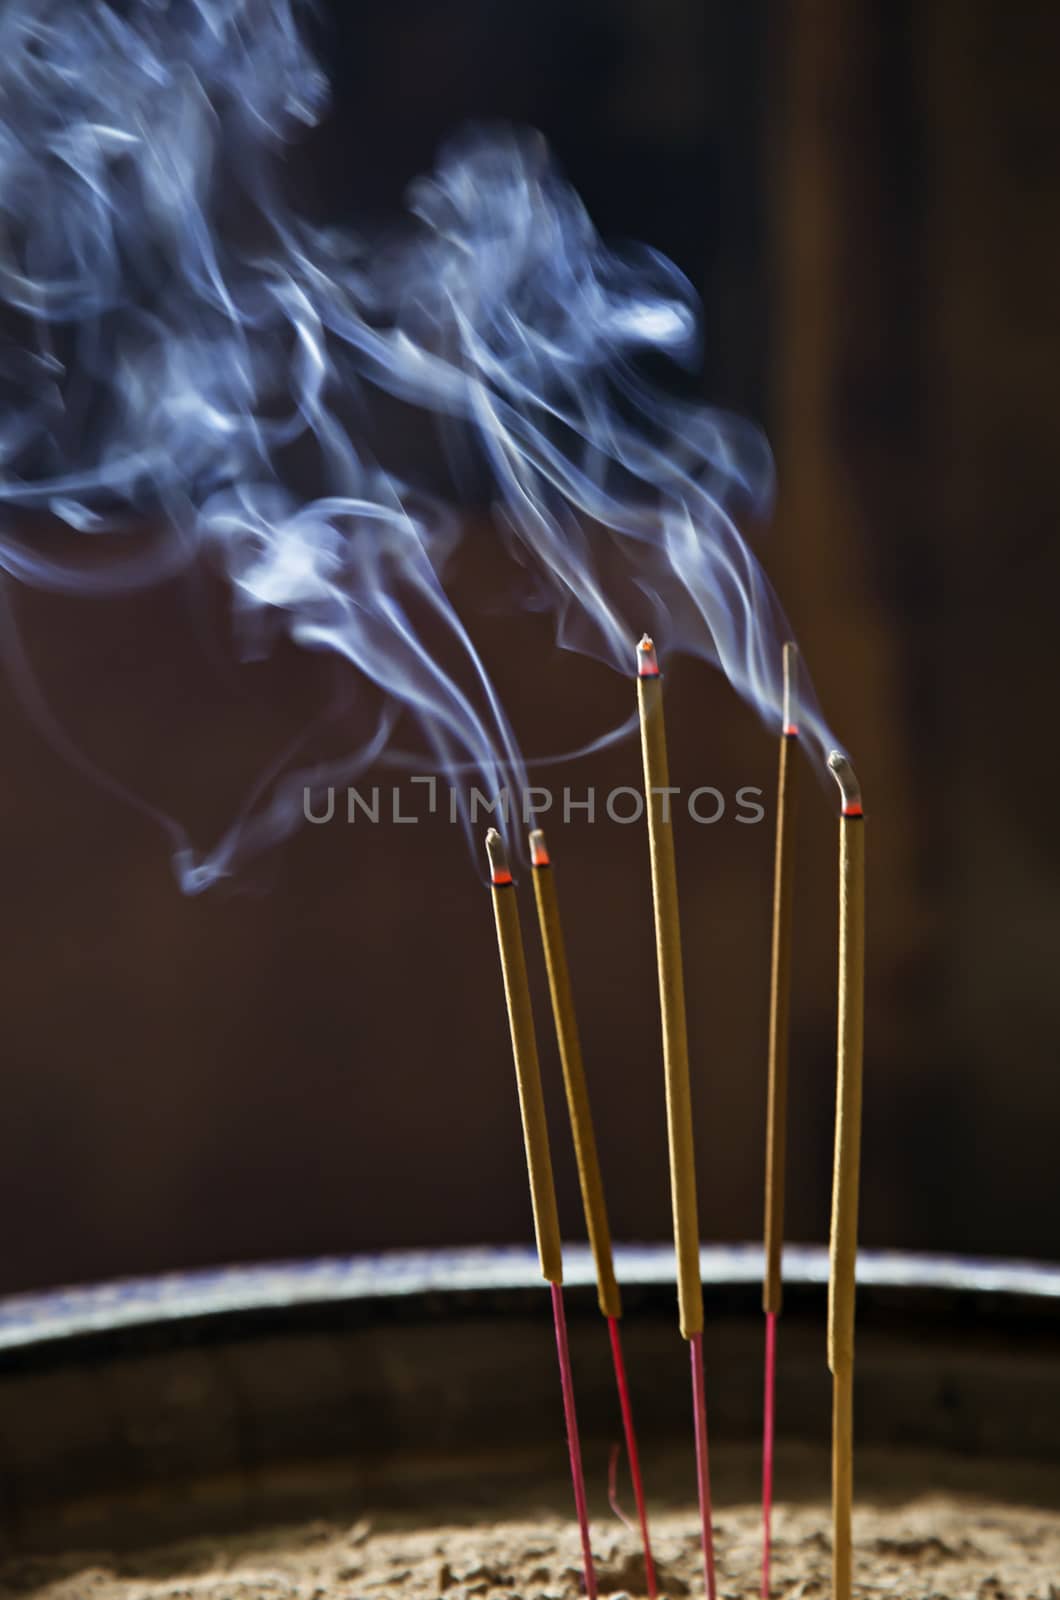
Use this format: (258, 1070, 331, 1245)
(485, 828, 513, 885)
(782, 641, 799, 737)
(828, 752, 863, 817)
(529, 829, 551, 868)
(637, 635, 660, 677)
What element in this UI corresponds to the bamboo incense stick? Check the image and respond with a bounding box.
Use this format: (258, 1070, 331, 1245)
(635, 635, 717, 1600)
(529, 827, 657, 1600)
(487, 828, 563, 1287)
(635, 636, 702, 1336)
(528, 828, 620, 1317)
(825, 754, 865, 1600)
(485, 828, 597, 1600)
(761, 642, 800, 1599)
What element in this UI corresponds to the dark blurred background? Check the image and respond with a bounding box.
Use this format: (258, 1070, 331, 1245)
(1, 0, 1058, 1296)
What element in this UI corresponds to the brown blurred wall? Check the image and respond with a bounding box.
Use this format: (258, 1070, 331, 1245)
(0, 0, 1057, 1297)
(772, 0, 1060, 1259)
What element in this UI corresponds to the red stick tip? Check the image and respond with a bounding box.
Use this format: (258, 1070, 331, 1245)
(637, 635, 660, 677)
(827, 751, 863, 817)
(485, 828, 513, 885)
(528, 828, 551, 867)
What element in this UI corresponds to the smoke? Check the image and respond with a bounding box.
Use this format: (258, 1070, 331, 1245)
(0, 0, 838, 890)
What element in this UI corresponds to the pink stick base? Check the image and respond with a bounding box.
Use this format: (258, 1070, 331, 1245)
(551, 1282, 597, 1599)
(762, 1310, 777, 1598)
(607, 1315, 658, 1600)
(690, 1331, 718, 1600)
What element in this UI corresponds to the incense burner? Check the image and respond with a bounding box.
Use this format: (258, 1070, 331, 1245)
(0, 1246, 1057, 1596)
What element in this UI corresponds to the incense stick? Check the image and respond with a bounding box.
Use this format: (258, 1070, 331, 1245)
(551, 1280, 596, 1600)
(825, 754, 865, 1600)
(635, 636, 717, 1600)
(528, 828, 620, 1317)
(761, 642, 800, 1599)
(487, 828, 563, 1286)
(529, 827, 657, 1600)
(485, 829, 597, 1600)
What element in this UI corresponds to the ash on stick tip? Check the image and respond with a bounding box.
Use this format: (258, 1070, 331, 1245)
(485, 828, 513, 885)
(637, 635, 660, 678)
(827, 751, 863, 817)
(782, 641, 799, 737)
(529, 828, 551, 868)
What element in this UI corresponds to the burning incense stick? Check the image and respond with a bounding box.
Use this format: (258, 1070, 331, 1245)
(635, 635, 717, 1600)
(529, 827, 658, 1600)
(761, 642, 800, 1599)
(825, 754, 865, 1600)
(485, 828, 597, 1600)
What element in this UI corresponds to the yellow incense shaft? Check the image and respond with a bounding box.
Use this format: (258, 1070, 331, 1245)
(636, 637, 703, 1340)
(486, 829, 564, 1286)
(828, 806, 865, 1370)
(763, 642, 800, 1316)
(826, 754, 865, 1600)
(529, 829, 621, 1320)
